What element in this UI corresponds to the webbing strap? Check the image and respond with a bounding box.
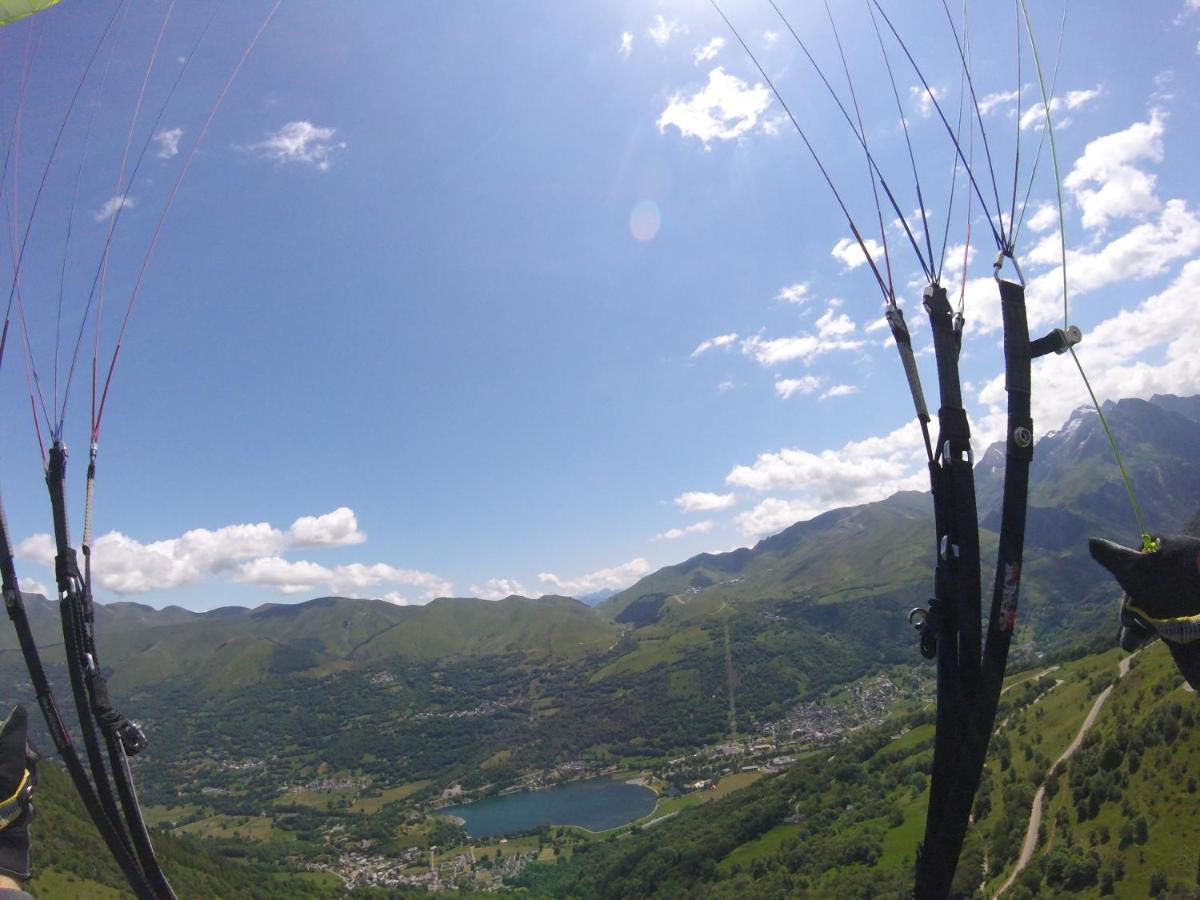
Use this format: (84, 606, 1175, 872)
(886, 305, 931, 427)
(914, 279, 1036, 900)
(1126, 605, 1200, 644)
(0, 769, 30, 830)
(915, 280, 984, 900)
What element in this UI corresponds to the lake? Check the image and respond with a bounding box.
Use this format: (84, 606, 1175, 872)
(438, 777, 658, 838)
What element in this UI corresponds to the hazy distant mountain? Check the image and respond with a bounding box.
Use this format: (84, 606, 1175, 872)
(576, 588, 618, 606)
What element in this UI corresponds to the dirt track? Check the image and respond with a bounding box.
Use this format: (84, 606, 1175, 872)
(994, 654, 1133, 896)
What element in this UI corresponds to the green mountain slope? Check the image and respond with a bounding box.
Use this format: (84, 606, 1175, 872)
(513, 641, 1198, 899)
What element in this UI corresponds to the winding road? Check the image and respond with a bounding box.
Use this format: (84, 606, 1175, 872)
(994, 653, 1135, 897)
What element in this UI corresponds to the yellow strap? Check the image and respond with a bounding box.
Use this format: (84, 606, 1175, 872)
(0, 768, 30, 829)
(1126, 603, 1200, 644)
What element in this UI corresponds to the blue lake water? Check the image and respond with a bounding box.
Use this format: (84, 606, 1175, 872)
(438, 778, 658, 838)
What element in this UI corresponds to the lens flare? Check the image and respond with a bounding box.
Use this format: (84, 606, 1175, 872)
(629, 199, 661, 242)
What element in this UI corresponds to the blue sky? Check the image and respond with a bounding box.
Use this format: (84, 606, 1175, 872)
(3, 0, 1199, 610)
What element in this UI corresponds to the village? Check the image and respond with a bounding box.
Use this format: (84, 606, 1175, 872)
(306, 673, 916, 891)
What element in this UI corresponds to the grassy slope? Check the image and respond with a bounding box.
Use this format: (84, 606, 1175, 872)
(26, 763, 343, 899)
(510, 641, 1197, 899)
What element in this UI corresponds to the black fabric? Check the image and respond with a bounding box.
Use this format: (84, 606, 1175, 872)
(45, 445, 164, 900)
(914, 280, 1033, 900)
(0, 707, 35, 883)
(0, 508, 152, 898)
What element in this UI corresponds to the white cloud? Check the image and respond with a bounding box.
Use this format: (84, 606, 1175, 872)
(763, 30, 780, 44)
(286, 507, 366, 547)
(654, 520, 714, 541)
(20, 578, 50, 598)
(693, 37, 725, 65)
(152, 127, 182, 159)
(1017, 199, 1200, 333)
(15, 507, 448, 600)
(815, 306, 856, 339)
(725, 421, 928, 506)
(831, 236, 884, 270)
(658, 67, 772, 146)
(236, 558, 452, 600)
(691, 332, 738, 357)
(1018, 85, 1102, 131)
(538, 557, 651, 596)
(1026, 203, 1059, 233)
(820, 384, 858, 400)
(774, 282, 810, 305)
(1064, 109, 1164, 229)
(974, 259, 1200, 453)
(909, 85, 942, 118)
(742, 334, 820, 365)
(235, 557, 332, 595)
(674, 491, 737, 512)
(619, 31, 633, 59)
(469, 577, 530, 600)
(939, 242, 977, 289)
(92, 194, 134, 222)
(978, 89, 1020, 115)
(717, 380, 735, 393)
(735, 497, 822, 538)
(15, 534, 54, 566)
(741, 327, 864, 366)
(247, 121, 346, 171)
(775, 375, 823, 399)
(648, 14, 686, 47)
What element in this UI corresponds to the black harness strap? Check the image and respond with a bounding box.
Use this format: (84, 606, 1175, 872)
(914, 283, 981, 900)
(912, 275, 1075, 899)
(46, 443, 176, 900)
(0, 497, 154, 898)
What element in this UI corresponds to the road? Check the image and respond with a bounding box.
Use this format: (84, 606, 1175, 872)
(994, 653, 1134, 896)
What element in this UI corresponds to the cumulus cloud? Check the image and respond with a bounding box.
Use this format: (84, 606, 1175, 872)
(831, 236, 884, 270)
(815, 306, 856, 339)
(693, 37, 725, 64)
(19, 578, 50, 598)
(654, 520, 714, 541)
(15, 507, 447, 600)
(619, 31, 633, 59)
(820, 384, 858, 400)
(1014, 199, 1200, 334)
(92, 194, 134, 222)
(724, 421, 928, 536)
(658, 68, 772, 146)
(469, 578, 530, 600)
(1026, 203, 1059, 233)
(691, 332, 738, 357)
(286, 507, 366, 547)
(234, 558, 331, 595)
(909, 85, 942, 118)
(1018, 86, 1102, 131)
(973, 258, 1200, 452)
(977, 89, 1020, 115)
(741, 321, 864, 366)
(247, 121, 346, 171)
(648, 14, 686, 46)
(775, 282, 810, 305)
(735, 497, 822, 538)
(1064, 109, 1164, 229)
(538, 558, 651, 596)
(674, 491, 737, 512)
(236, 558, 452, 600)
(153, 127, 182, 159)
(775, 375, 823, 399)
